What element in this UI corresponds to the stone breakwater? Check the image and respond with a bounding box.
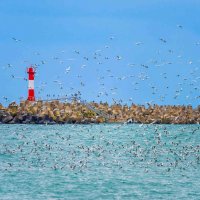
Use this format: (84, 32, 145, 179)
(0, 100, 199, 124)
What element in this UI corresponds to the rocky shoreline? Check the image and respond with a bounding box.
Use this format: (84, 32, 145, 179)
(0, 100, 199, 124)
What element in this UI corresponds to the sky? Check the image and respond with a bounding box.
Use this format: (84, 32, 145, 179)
(0, 0, 200, 107)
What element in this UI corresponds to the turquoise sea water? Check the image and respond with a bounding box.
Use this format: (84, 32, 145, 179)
(0, 124, 200, 200)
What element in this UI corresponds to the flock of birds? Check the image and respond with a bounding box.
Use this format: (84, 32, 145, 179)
(0, 28, 200, 197)
(0, 124, 199, 174)
(0, 24, 200, 106)
(0, 27, 200, 173)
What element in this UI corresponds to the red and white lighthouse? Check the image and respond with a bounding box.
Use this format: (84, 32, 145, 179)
(27, 67, 36, 101)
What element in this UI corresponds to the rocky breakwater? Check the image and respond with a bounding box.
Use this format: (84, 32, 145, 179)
(0, 101, 199, 124)
(0, 100, 106, 124)
(105, 103, 200, 124)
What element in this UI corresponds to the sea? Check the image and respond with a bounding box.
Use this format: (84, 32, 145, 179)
(0, 124, 200, 200)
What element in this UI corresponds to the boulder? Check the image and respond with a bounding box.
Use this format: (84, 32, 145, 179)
(2, 115, 13, 123)
(36, 115, 56, 124)
(11, 114, 25, 123)
(22, 114, 33, 124)
(81, 119, 90, 124)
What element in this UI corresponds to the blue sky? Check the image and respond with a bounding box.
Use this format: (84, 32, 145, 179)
(0, 0, 200, 106)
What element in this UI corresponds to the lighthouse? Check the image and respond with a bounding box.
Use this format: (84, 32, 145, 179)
(27, 67, 36, 101)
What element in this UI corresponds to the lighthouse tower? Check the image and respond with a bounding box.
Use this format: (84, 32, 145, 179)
(27, 67, 36, 101)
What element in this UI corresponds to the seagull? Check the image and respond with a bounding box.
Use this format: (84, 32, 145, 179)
(83, 57, 89, 61)
(160, 38, 167, 43)
(12, 37, 21, 42)
(177, 24, 183, 29)
(128, 63, 135, 67)
(135, 42, 143, 45)
(81, 65, 86, 69)
(116, 55, 122, 60)
(65, 66, 71, 73)
(74, 50, 80, 54)
(11, 75, 25, 79)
